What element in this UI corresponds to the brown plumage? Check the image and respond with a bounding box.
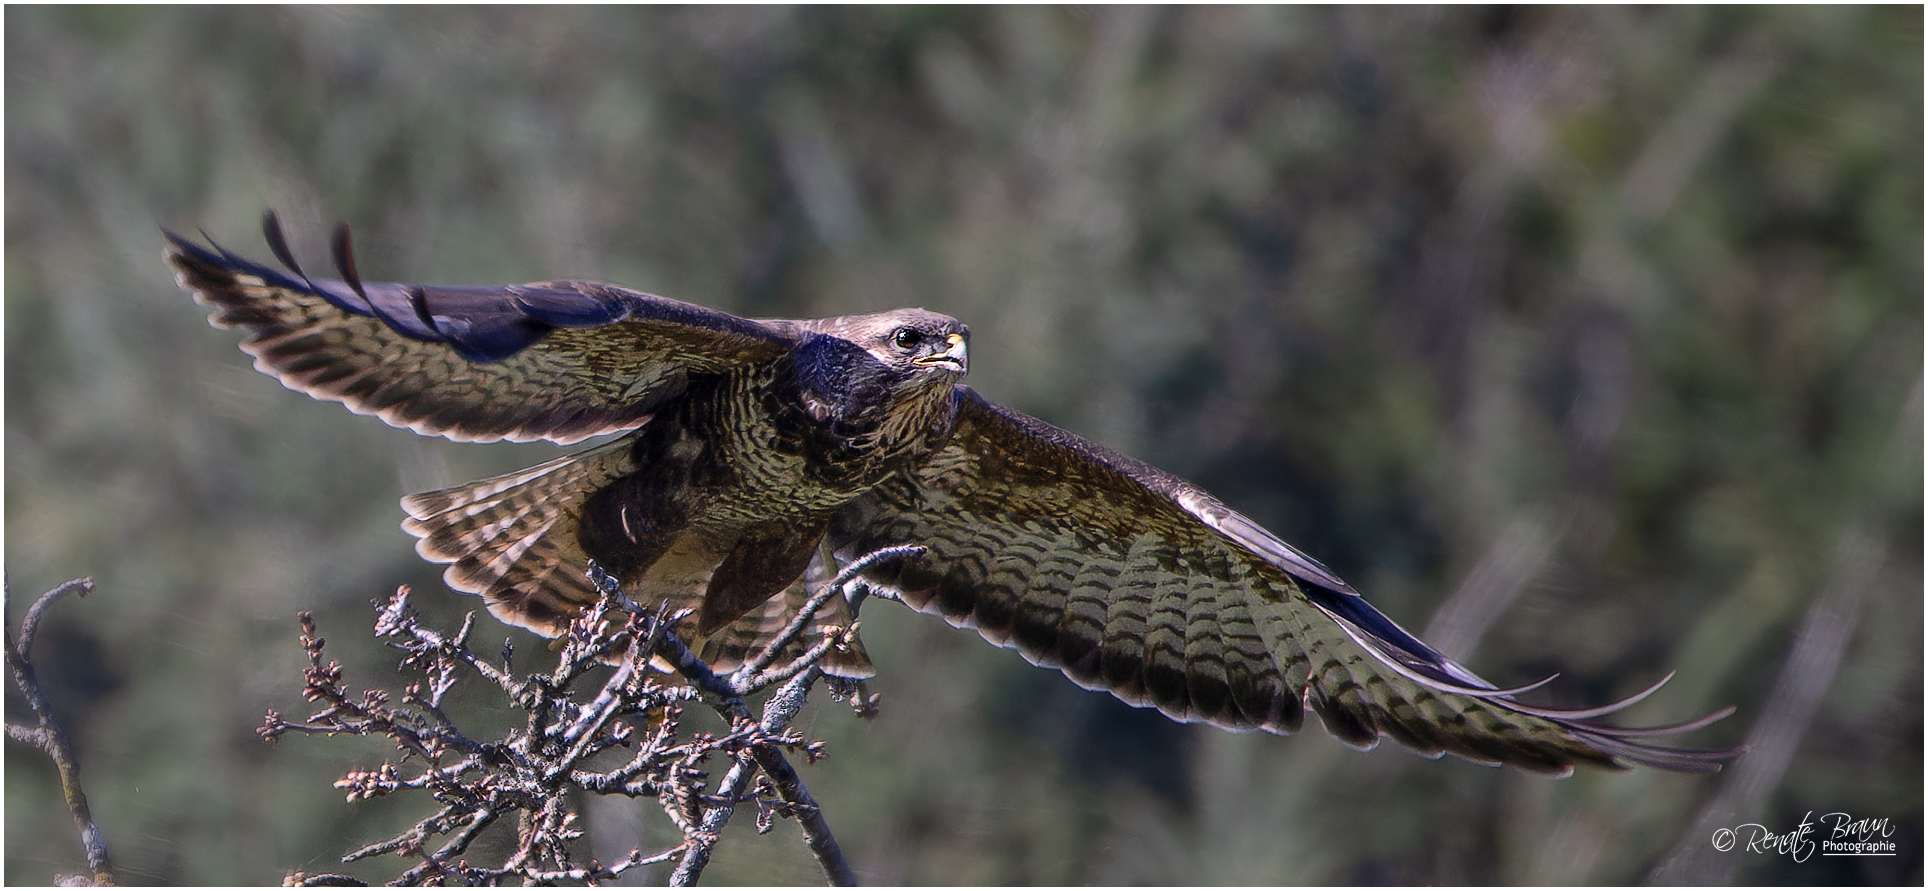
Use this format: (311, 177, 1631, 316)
(167, 214, 1742, 775)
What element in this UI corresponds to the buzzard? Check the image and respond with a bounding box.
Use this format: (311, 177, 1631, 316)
(167, 215, 1740, 776)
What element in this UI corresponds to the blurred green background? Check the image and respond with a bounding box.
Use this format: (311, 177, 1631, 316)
(5, 6, 1920, 885)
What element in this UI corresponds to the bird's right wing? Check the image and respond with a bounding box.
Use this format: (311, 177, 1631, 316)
(167, 215, 800, 444)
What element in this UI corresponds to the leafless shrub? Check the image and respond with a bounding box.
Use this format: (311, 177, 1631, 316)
(264, 548, 918, 886)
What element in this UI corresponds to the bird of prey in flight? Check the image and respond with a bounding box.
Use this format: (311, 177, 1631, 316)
(167, 215, 1740, 776)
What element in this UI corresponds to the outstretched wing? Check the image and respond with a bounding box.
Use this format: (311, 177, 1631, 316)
(166, 215, 800, 444)
(830, 388, 1741, 775)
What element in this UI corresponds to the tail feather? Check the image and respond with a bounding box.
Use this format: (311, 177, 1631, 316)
(402, 440, 873, 677)
(403, 441, 637, 636)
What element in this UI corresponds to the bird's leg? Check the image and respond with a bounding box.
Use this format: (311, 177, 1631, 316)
(733, 547, 888, 682)
(728, 543, 926, 686)
(586, 561, 742, 704)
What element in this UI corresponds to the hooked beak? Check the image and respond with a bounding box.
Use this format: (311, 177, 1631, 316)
(911, 333, 968, 372)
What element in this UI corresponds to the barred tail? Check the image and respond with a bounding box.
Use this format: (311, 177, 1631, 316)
(402, 440, 637, 637)
(401, 440, 873, 677)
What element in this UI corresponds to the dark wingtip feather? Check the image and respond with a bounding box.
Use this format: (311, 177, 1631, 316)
(165, 217, 380, 324)
(1321, 606, 1744, 773)
(330, 221, 366, 303)
(260, 211, 325, 295)
(1482, 689, 1744, 773)
(164, 224, 307, 295)
(1573, 724, 1747, 773)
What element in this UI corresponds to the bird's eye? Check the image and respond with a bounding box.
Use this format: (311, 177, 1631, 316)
(892, 328, 923, 350)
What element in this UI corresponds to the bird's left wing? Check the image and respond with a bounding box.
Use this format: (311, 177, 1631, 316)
(167, 215, 801, 444)
(829, 388, 1740, 775)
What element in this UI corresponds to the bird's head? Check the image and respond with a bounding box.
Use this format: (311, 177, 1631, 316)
(794, 309, 970, 444)
(857, 309, 970, 379)
(809, 308, 970, 382)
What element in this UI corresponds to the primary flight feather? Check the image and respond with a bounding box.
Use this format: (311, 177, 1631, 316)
(168, 214, 1740, 776)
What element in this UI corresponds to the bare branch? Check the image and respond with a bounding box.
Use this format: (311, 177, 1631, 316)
(748, 666, 856, 885)
(5, 577, 114, 886)
(16, 577, 95, 662)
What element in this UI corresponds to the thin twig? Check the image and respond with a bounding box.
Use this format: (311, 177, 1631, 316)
(16, 577, 95, 662)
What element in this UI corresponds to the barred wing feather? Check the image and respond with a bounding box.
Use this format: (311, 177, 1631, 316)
(166, 215, 797, 445)
(829, 388, 1740, 775)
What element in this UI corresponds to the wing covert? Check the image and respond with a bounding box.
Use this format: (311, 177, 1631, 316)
(166, 215, 801, 444)
(829, 388, 1740, 774)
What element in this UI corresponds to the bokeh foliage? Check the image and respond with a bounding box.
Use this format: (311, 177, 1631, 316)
(6, 6, 1919, 885)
